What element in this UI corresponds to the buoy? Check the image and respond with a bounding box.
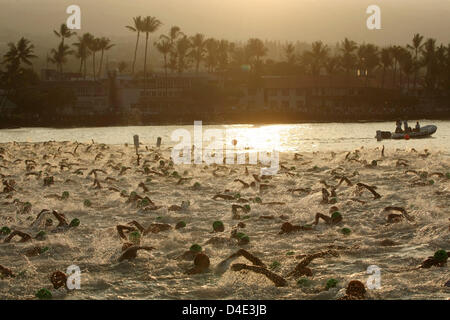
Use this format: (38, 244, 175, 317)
(404, 134, 410, 140)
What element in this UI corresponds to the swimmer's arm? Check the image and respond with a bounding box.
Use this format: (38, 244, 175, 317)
(4, 230, 32, 243)
(127, 221, 145, 233)
(116, 225, 136, 240)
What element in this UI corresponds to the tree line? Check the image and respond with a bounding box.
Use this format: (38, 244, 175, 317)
(1, 15, 449, 115)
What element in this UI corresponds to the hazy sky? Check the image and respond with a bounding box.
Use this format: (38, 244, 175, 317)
(0, 0, 449, 45)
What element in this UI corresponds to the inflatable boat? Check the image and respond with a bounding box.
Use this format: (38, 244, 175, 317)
(376, 125, 437, 140)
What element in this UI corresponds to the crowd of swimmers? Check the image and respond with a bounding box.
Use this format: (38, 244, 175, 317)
(0, 140, 448, 300)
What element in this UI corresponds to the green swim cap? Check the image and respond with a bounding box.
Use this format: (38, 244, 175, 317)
(36, 231, 46, 238)
(270, 261, 281, 270)
(297, 278, 311, 287)
(69, 218, 80, 227)
(434, 249, 448, 262)
(236, 232, 246, 239)
(446, 172, 450, 179)
(0, 226, 11, 235)
(139, 198, 150, 208)
(239, 235, 250, 244)
(213, 221, 224, 231)
(40, 247, 49, 254)
(243, 204, 251, 212)
(61, 191, 69, 199)
(341, 228, 351, 235)
(172, 171, 179, 178)
(286, 251, 294, 256)
(193, 182, 201, 189)
(331, 211, 342, 220)
(190, 244, 202, 253)
(429, 179, 435, 185)
(83, 199, 92, 207)
(326, 278, 338, 290)
(129, 231, 141, 244)
(254, 197, 262, 203)
(35, 288, 52, 300)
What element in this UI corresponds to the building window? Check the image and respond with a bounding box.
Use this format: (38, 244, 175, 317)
(282, 89, 289, 96)
(296, 101, 304, 108)
(282, 101, 290, 108)
(270, 100, 278, 109)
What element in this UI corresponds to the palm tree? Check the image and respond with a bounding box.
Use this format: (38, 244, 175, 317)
(357, 44, 379, 80)
(324, 55, 341, 75)
(126, 16, 144, 74)
(398, 50, 414, 91)
(48, 42, 74, 75)
(141, 16, 162, 92)
(204, 38, 219, 73)
(54, 23, 76, 46)
(246, 38, 267, 74)
(340, 38, 358, 75)
(407, 33, 424, 90)
(73, 33, 92, 78)
(303, 41, 329, 75)
(2, 37, 37, 69)
(176, 36, 191, 74)
(380, 48, 393, 88)
(217, 39, 230, 75)
(284, 42, 296, 67)
(86, 35, 101, 80)
(1, 37, 37, 108)
(155, 37, 172, 96)
(189, 33, 206, 73)
(97, 37, 115, 78)
(118, 61, 128, 74)
(390, 45, 403, 87)
(421, 38, 438, 93)
(162, 26, 183, 73)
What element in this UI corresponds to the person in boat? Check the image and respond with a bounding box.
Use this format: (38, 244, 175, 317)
(414, 121, 420, 132)
(395, 120, 403, 133)
(403, 120, 410, 133)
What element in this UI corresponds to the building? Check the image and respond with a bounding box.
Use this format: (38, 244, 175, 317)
(115, 73, 221, 115)
(39, 78, 110, 116)
(238, 75, 385, 114)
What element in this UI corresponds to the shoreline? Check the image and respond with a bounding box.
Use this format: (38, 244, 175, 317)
(1, 116, 449, 130)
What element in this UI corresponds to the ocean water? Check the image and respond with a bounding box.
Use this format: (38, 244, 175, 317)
(0, 120, 449, 154)
(0, 122, 448, 300)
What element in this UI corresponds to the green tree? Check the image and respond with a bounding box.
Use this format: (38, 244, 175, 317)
(141, 16, 162, 92)
(97, 37, 115, 78)
(126, 16, 144, 74)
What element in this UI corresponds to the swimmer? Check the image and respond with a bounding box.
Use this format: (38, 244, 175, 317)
(356, 183, 381, 199)
(288, 250, 339, 277)
(216, 249, 286, 287)
(383, 206, 414, 223)
(118, 245, 155, 262)
(313, 206, 343, 225)
(279, 222, 313, 234)
(186, 253, 210, 275)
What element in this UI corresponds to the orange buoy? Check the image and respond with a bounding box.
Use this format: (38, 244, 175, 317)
(405, 134, 410, 140)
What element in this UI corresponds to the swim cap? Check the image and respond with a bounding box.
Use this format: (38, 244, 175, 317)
(213, 221, 224, 232)
(190, 244, 202, 253)
(434, 249, 448, 262)
(69, 218, 80, 227)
